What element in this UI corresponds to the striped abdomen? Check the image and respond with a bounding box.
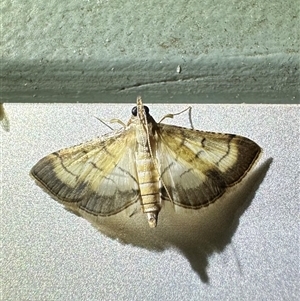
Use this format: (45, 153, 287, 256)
(136, 128, 160, 227)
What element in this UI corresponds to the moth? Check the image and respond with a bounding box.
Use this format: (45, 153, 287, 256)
(30, 97, 262, 228)
(0, 103, 10, 132)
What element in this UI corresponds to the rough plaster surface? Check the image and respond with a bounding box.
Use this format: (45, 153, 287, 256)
(1, 0, 299, 102)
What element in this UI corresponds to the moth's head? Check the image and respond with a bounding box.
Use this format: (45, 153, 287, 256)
(131, 105, 150, 117)
(128, 96, 157, 129)
(132, 95, 150, 119)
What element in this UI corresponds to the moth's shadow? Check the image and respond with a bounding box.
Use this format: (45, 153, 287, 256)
(172, 158, 272, 282)
(76, 158, 272, 282)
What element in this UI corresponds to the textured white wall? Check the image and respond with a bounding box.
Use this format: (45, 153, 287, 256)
(2, 103, 299, 300)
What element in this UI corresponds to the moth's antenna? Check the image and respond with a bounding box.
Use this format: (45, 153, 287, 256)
(141, 110, 174, 204)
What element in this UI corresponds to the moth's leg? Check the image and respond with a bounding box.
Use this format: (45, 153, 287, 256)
(94, 117, 126, 130)
(109, 118, 126, 127)
(158, 106, 194, 129)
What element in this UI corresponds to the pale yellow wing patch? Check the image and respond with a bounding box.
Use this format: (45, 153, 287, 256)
(30, 128, 140, 216)
(157, 124, 261, 209)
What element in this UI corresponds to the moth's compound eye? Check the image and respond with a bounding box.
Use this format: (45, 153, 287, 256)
(132, 106, 150, 116)
(131, 106, 137, 116)
(144, 106, 150, 115)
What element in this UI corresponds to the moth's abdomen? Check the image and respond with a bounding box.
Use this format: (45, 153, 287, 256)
(136, 152, 160, 227)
